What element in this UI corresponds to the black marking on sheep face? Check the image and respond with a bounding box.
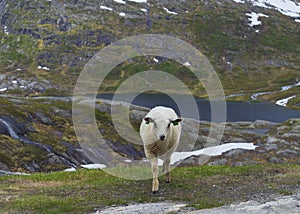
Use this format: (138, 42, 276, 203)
(144, 117, 182, 142)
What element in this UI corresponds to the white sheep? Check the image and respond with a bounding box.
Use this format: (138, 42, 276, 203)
(139, 106, 182, 194)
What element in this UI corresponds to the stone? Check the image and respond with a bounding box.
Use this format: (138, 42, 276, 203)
(264, 143, 278, 152)
(282, 133, 300, 139)
(207, 158, 228, 166)
(266, 136, 286, 144)
(0, 162, 9, 171)
(232, 160, 257, 167)
(224, 148, 249, 157)
(34, 112, 54, 125)
(291, 125, 300, 133)
(269, 157, 282, 163)
(253, 120, 277, 128)
(277, 149, 298, 156)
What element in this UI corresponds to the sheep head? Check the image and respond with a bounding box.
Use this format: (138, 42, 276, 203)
(144, 117, 182, 141)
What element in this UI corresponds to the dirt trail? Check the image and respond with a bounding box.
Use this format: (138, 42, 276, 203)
(95, 193, 300, 214)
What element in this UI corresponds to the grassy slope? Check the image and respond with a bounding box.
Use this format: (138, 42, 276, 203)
(0, 164, 299, 213)
(0, 0, 299, 108)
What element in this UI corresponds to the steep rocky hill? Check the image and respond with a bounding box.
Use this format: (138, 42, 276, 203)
(0, 0, 299, 108)
(0, 0, 299, 173)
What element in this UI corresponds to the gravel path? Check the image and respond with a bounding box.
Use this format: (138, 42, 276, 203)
(95, 193, 300, 214)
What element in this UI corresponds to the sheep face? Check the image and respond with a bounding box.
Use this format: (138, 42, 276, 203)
(144, 117, 181, 142)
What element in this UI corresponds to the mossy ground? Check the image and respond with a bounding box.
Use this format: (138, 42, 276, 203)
(0, 164, 299, 213)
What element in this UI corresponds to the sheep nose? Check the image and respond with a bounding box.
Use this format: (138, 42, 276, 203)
(159, 135, 165, 141)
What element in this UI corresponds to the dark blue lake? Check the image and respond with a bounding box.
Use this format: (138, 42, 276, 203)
(98, 93, 300, 123)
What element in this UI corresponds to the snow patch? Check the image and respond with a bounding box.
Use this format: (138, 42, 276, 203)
(81, 164, 107, 169)
(128, 0, 147, 3)
(64, 167, 76, 172)
(4, 26, 9, 35)
(183, 61, 191, 67)
(37, 66, 50, 71)
(153, 57, 159, 63)
(246, 12, 269, 27)
(281, 81, 300, 91)
(158, 143, 257, 166)
(140, 8, 147, 12)
(100, 6, 113, 11)
(234, 0, 300, 18)
(0, 88, 8, 92)
(163, 7, 178, 15)
(119, 12, 126, 17)
(276, 95, 296, 107)
(114, 0, 126, 4)
(251, 92, 271, 100)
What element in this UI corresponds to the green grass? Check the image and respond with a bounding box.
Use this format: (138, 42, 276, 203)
(0, 164, 299, 213)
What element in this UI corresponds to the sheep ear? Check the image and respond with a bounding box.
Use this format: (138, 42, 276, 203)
(144, 117, 153, 124)
(170, 118, 182, 126)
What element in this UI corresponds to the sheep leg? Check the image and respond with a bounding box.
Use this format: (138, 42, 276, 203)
(163, 157, 171, 183)
(151, 157, 159, 194)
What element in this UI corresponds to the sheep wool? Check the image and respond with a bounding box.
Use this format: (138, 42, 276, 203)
(140, 106, 182, 194)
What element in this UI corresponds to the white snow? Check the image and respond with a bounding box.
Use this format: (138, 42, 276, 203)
(81, 163, 107, 169)
(158, 143, 257, 166)
(128, 0, 147, 3)
(276, 95, 296, 106)
(4, 26, 9, 35)
(119, 12, 126, 17)
(251, 91, 271, 100)
(281, 81, 300, 91)
(252, 0, 300, 18)
(234, 0, 300, 20)
(183, 61, 191, 67)
(12, 80, 17, 84)
(140, 8, 147, 12)
(153, 57, 159, 63)
(100, 6, 113, 11)
(38, 66, 50, 71)
(114, 0, 126, 4)
(295, 19, 300, 23)
(246, 12, 269, 27)
(124, 159, 132, 163)
(163, 7, 178, 15)
(64, 167, 76, 172)
(0, 88, 7, 92)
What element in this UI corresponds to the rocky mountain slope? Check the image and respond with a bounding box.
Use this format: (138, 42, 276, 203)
(0, 0, 299, 173)
(0, 0, 299, 108)
(0, 96, 299, 173)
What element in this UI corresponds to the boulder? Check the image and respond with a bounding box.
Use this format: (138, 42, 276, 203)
(34, 112, 54, 125)
(253, 120, 277, 128)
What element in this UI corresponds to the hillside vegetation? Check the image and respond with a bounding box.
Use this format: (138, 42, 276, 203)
(0, 0, 299, 108)
(1, 164, 299, 213)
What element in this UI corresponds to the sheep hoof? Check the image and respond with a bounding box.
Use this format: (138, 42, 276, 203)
(152, 190, 159, 194)
(166, 180, 171, 183)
